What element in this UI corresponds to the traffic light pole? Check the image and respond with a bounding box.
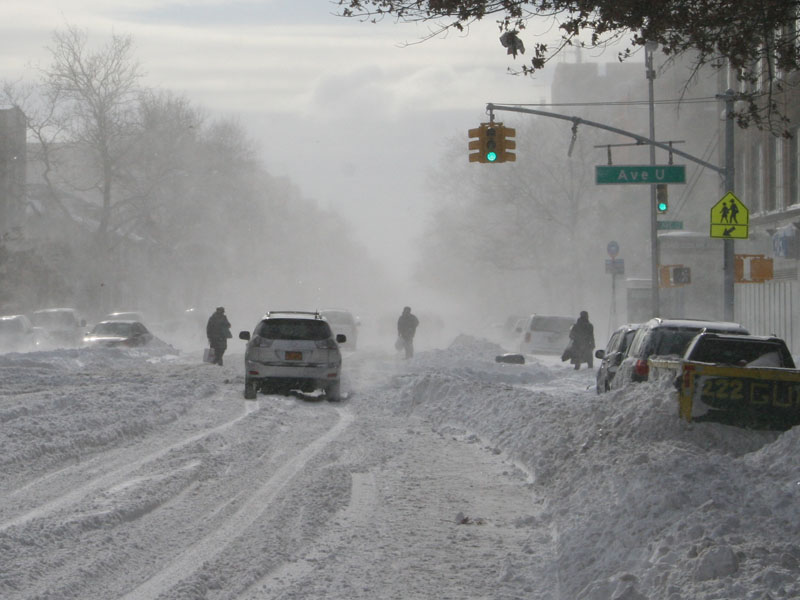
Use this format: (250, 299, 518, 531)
(722, 90, 736, 321)
(485, 102, 732, 317)
(646, 43, 659, 318)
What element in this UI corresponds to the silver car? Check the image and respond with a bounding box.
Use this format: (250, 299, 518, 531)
(239, 311, 346, 400)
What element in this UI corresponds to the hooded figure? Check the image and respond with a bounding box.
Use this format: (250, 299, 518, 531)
(568, 311, 595, 370)
(396, 306, 419, 359)
(206, 307, 232, 366)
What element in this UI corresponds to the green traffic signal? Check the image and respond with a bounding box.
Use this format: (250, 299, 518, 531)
(486, 127, 497, 162)
(656, 184, 668, 213)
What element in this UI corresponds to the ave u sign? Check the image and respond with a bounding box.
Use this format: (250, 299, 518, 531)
(468, 122, 516, 163)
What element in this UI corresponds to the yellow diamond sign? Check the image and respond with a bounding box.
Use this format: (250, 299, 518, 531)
(710, 192, 749, 239)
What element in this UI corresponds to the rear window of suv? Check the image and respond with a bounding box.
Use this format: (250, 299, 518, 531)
(651, 328, 708, 356)
(257, 319, 332, 341)
(530, 316, 573, 333)
(690, 338, 794, 367)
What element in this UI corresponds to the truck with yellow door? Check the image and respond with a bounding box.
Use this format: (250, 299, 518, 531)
(649, 332, 800, 430)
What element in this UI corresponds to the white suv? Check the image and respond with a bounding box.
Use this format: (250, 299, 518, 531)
(238, 311, 346, 400)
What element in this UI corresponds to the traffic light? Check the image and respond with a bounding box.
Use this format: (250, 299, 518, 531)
(498, 125, 516, 162)
(656, 184, 668, 213)
(468, 122, 513, 163)
(468, 124, 493, 163)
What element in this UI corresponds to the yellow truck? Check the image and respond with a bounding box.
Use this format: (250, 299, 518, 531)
(649, 332, 800, 430)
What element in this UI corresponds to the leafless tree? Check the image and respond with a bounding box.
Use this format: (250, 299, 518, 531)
(43, 24, 142, 246)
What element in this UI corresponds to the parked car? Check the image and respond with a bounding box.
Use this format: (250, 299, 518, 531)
(0, 314, 45, 353)
(103, 311, 147, 324)
(29, 308, 86, 347)
(320, 308, 359, 350)
(681, 332, 796, 368)
(83, 320, 154, 348)
(518, 315, 575, 355)
(611, 317, 749, 390)
(239, 310, 346, 400)
(594, 323, 642, 393)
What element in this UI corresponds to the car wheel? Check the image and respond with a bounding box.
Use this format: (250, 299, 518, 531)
(326, 382, 341, 402)
(244, 379, 258, 400)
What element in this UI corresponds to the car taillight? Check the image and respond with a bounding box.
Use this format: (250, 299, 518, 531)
(682, 364, 695, 388)
(315, 338, 338, 349)
(634, 359, 649, 378)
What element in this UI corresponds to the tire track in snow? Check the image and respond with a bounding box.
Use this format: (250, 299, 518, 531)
(240, 469, 380, 598)
(0, 399, 261, 533)
(119, 405, 355, 600)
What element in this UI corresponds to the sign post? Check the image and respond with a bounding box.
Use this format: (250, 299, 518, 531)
(606, 241, 622, 330)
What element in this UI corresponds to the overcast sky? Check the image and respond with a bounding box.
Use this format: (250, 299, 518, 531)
(1, 0, 584, 276)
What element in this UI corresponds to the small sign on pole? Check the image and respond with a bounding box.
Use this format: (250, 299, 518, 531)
(605, 258, 625, 275)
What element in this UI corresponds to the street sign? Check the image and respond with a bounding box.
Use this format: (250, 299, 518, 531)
(710, 191, 749, 239)
(607, 241, 619, 258)
(657, 220, 684, 230)
(605, 258, 624, 274)
(595, 165, 686, 185)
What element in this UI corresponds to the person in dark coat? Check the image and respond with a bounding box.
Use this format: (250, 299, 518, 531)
(397, 306, 419, 359)
(206, 306, 232, 366)
(568, 310, 595, 370)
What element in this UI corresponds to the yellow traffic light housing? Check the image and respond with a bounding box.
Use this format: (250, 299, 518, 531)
(468, 123, 498, 163)
(499, 125, 516, 163)
(468, 125, 486, 163)
(468, 122, 516, 163)
(656, 184, 668, 213)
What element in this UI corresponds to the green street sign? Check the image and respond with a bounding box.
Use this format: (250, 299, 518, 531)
(596, 165, 686, 185)
(657, 220, 684, 230)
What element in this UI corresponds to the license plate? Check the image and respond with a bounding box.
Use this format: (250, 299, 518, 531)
(285, 351, 302, 361)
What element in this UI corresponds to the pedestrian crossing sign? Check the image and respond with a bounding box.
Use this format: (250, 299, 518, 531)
(710, 192, 749, 239)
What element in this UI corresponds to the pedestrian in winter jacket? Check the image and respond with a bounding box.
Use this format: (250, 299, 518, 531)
(396, 306, 419, 359)
(568, 311, 595, 370)
(206, 307, 232, 366)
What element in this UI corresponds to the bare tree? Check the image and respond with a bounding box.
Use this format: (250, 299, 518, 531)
(43, 24, 142, 246)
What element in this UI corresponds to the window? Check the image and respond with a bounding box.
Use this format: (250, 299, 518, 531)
(530, 316, 574, 333)
(768, 137, 783, 211)
(259, 319, 332, 341)
(751, 140, 764, 212)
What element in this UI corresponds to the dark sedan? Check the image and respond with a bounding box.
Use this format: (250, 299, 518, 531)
(84, 320, 153, 348)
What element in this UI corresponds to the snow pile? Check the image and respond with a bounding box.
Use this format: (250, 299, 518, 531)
(380, 336, 800, 600)
(1, 335, 798, 599)
(0, 346, 205, 480)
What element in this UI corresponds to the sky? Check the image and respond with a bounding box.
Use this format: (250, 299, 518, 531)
(0, 0, 574, 277)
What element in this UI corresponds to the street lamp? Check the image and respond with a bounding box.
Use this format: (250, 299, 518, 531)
(645, 40, 660, 318)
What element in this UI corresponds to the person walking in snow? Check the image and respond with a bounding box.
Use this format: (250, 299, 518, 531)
(396, 306, 419, 359)
(206, 306, 232, 366)
(568, 311, 595, 370)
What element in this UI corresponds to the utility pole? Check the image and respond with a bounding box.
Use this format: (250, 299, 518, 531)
(722, 89, 736, 321)
(646, 41, 660, 317)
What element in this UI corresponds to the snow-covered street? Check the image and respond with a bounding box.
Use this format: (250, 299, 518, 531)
(1, 336, 798, 599)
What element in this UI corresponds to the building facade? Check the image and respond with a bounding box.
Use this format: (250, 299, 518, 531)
(0, 106, 27, 237)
